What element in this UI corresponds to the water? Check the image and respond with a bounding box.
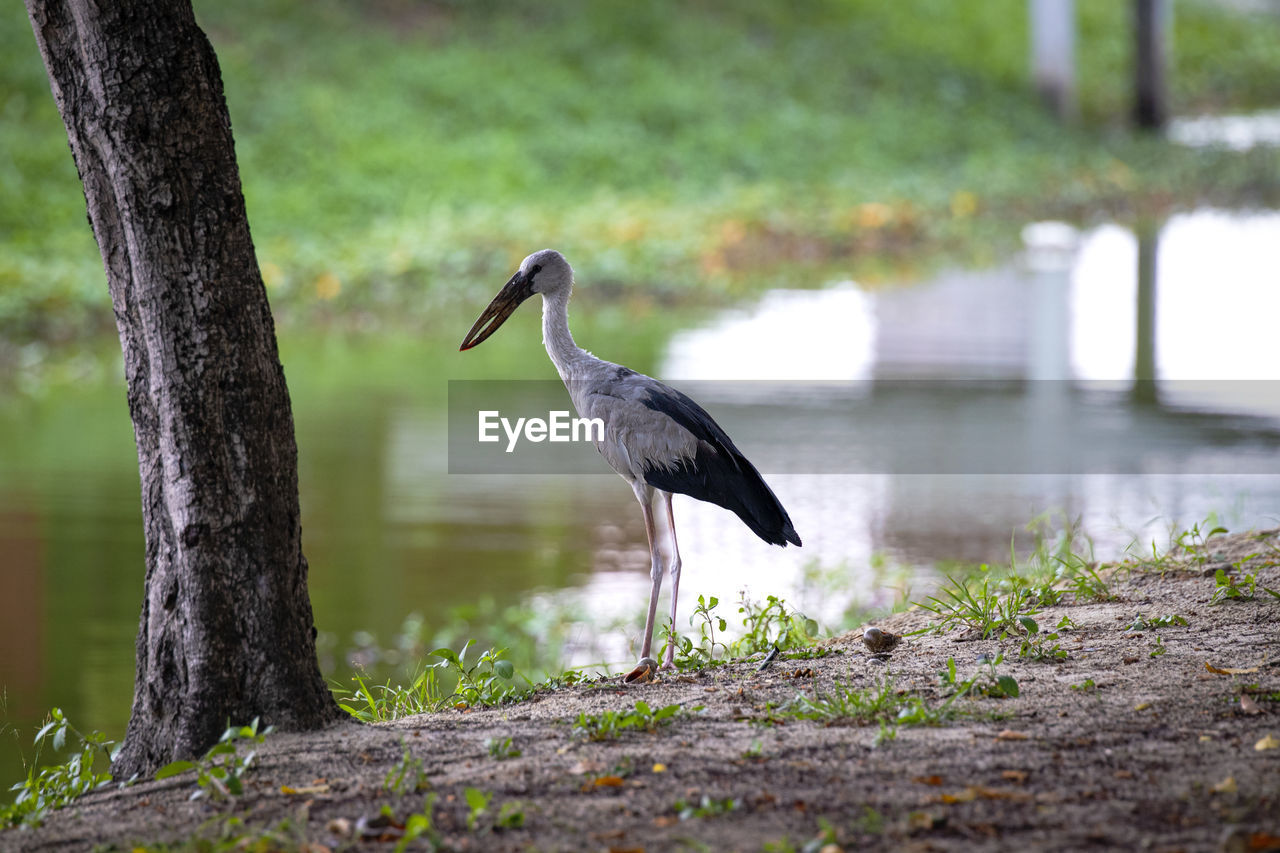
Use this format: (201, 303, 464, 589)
(2, 208, 1279, 790)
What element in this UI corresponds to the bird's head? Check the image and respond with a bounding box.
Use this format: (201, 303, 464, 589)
(459, 249, 572, 351)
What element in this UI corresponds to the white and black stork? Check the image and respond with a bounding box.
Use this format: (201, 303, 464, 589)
(460, 249, 800, 682)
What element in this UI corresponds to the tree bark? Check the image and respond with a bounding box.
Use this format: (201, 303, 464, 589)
(23, 0, 343, 779)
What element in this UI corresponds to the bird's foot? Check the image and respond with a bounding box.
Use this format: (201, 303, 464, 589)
(623, 656, 660, 684)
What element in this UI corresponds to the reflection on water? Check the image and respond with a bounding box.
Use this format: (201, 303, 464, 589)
(1168, 110, 1280, 151)
(2, 209, 1279, 791)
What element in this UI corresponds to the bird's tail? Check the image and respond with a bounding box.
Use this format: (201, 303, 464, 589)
(645, 445, 801, 547)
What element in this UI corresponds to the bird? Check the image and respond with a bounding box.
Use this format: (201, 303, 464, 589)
(861, 627, 900, 656)
(460, 249, 801, 682)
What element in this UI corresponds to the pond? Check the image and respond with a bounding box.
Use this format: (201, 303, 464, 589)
(2, 208, 1278, 791)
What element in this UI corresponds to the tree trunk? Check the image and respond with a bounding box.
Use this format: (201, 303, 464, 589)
(23, 0, 343, 779)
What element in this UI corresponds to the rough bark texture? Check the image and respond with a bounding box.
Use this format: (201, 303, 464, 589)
(23, 0, 343, 779)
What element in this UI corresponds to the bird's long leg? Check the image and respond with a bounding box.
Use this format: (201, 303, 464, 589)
(658, 490, 682, 671)
(625, 482, 663, 683)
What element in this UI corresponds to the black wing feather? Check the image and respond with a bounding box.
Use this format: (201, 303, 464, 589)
(638, 383, 801, 547)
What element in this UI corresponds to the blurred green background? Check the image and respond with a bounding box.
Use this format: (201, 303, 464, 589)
(2, 0, 1279, 353)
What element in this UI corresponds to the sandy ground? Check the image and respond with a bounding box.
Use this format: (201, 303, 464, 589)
(6, 530, 1280, 852)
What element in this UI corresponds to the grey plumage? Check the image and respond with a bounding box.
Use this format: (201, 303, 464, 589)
(461, 249, 800, 679)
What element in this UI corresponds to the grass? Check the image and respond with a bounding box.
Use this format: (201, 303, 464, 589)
(667, 592, 820, 671)
(153, 719, 273, 802)
(571, 701, 698, 741)
(115, 814, 321, 853)
(382, 741, 430, 796)
(333, 638, 593, 722)
(767, 656, 1019, 744)
(1, 708, 117, 829)
(1210, 567, 1280, 604)
(673, 794, 740, 821)
(4, 1, 1280, 345)
(484, 736, 521, 761)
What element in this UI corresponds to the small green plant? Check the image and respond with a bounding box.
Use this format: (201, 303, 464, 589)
(742, 738, 765, 759)
(337, 667, 441, 723)
(771, 668, 1003, 744)
(1210, 567, 1280, 604)
(1, 708, 118, 828)
(736, 594, 819, 655)
(1061, 556, 1116, 602)
(383, 741, 430, 794)
(778, 676, 911, 725)
(938, 654, 1020, 700)
(571, 701, 695, 741)
(428, 642, 520, 707)
(673, 794, 740, 820)
(463, 787, 525, 832)
(669, 593, 818, 670)
(917, 570, 1035, 639)
(1125, 613, 1189, 632)
(485, 735, 522, 760)
(1015, 615, 1067, 662)
(464, 787, 492, 831)
(335, 640, 542, 721)
(155, 718, 273, 801)
(396, 794, 442, 853)
(1149, 635, 1167, 658)
(693, 594, 729, 657)
(852, 805, 886, 835)
(1176, 518, 1229, 568)
(124, 813, 319, 852)
(1070, 678, 1098, 693)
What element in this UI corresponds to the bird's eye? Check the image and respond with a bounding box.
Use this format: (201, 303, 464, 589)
(530, 264, 543, 275)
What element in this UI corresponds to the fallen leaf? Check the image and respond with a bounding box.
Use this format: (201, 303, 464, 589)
(938, 786, 1033, 805)
(1240, 695, 1263, 715)
(590, 830, 625, 842)
(1114, 770, 1134, 780)
(975, 786, 1032, 801)
(1199, 735, 1214, 742)
(1246, 832, 1280, 852)
(1211, 776, 1237, 794)
(1134, 702, 1151, 711)
(1206, 662, 1260, 675)
(593, 775, 626, 788)
(653, 815, 678, 828)
(652, 763, 667, 773)
(913, 775, 944, 786)
(1255, 734, 1280, 751)
(1001, 770, 1028, 784)
(282, 783, 330, 795)
(996, 729, 1029, 741)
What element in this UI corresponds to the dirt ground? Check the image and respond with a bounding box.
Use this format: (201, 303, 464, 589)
(8, 530, 1280, 853)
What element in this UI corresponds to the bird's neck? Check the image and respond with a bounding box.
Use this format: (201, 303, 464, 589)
(541, 288, 587, 379)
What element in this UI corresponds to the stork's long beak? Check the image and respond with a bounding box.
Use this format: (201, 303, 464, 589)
(459, 270, 534, 351)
